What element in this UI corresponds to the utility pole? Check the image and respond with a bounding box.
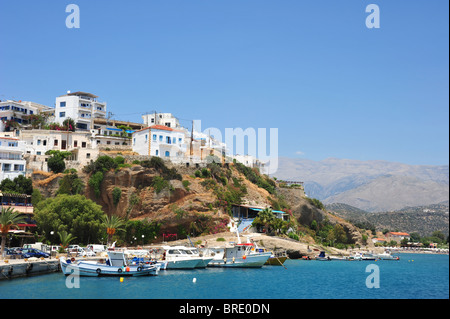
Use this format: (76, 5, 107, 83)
(190, 120, 194, 160)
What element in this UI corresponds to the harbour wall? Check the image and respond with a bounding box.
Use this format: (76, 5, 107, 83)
(0, 259, 60, 280)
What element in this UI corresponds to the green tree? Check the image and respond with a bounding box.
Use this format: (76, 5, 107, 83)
(57, 230, 77, 252)
(0, 175, 33, 195)
(0, 207, 26, 259)
(101, 215, 125, 245)
(34, 194, 105, 245)
(252, 208, 276, 234)
(57, 171, 84, 195)
(112, 187, 122, 206)
(46, 150, 72, 174)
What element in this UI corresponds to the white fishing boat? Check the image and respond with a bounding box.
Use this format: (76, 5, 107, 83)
(205, 231, 271, 268)
(159, 246, 205, 269)
(181, 246, 214, 268)
(376, 251, 400, 260)
(59, 251, 159, 277)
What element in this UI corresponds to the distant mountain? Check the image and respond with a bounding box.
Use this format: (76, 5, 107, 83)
(327, 202, 449, 237)
(275, 157, 449, 212)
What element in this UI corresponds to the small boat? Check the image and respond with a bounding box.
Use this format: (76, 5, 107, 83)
(205, 231, 271, 268)
(206, 243, 272, 268)
(265, 251, 288, 266)
(376, 251, 400, 260)
(315, 251, 331, 261)
(159, 246, 207, 269)
(59, 251, 159, 277)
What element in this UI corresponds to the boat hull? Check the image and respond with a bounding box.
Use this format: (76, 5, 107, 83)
(165, 258, 201, 269)
(60, 258, 159, 277)
(208, 252, 271, 268)
(265, 256, 288, 265)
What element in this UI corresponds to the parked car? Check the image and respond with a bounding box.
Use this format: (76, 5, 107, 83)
(21, 248, 50, 258)
(81, 249, 96, 257)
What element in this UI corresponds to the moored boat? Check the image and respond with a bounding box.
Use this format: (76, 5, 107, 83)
(59, 251, 159, 277)
(206, 243, 272, 268)
(376, 251, 400, 260)
(159, 246, 206, 269)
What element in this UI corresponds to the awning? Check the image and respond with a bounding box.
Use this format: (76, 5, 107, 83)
(250, 208, 287, 215)
(106, 127, 122, 131)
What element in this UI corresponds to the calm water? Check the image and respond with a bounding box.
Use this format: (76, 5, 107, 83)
(0, 253, 448, 299)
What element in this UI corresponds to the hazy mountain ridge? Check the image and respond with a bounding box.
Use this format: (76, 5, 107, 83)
(275, 157, 449, 212)
(326, 202, 449, 237)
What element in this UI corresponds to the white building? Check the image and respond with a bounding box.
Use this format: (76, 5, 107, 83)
(54, 91, 107, 131)
(0, 136, 27, 182)
(142, 113, 182, 129)
(0, 100, 53, 132)
(132, 125, 187, 161)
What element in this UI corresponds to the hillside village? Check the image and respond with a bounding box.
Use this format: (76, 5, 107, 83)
(1, 91, 446, 255)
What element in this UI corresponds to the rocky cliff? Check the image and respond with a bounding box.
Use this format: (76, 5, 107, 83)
(32, 160, 368, 248)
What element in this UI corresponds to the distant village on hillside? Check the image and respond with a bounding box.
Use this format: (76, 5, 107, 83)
(0, 90, 268, 182)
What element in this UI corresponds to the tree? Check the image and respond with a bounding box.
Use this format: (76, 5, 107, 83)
(101, 215, 125, 246)
(252, 208, 276, 234)
(57, 171, 84, 195)
(46, 150, 71, 174)
(0, 175, 33, 195)
(58, 230, 77, 253)
(0, 207, 26, 259)
(34, 194, 105, 245)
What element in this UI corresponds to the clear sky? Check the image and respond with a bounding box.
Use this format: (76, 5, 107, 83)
(0, 0, 448, 166)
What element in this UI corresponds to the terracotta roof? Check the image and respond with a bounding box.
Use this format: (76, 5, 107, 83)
(387, 232, 410, 236)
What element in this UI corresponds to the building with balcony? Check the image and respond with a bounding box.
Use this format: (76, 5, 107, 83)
(0, 100, 53, 132)
(0, 136, 27, 182)
(132, 125, 187, 161)
(142, 112, 182, 129)
(55, 91, 107, 131)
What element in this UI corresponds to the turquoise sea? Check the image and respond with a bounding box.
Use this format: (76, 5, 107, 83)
(0, 253, 448, 300)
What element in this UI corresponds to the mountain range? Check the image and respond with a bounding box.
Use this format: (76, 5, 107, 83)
(274, 157, 449, 212)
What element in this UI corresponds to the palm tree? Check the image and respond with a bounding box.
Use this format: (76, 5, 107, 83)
(101, 215, 125, 246)
(253, 208, 276, 234)
(57, 230, 77, 253)
(0, 207, 26, 259)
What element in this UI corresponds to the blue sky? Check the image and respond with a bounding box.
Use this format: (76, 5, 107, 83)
(0, 0, 448, 166)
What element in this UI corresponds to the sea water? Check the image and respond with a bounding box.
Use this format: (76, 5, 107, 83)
(0, 253, 448, 299)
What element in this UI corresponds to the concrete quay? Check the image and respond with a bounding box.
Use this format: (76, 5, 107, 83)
(0, 258, 61, 280)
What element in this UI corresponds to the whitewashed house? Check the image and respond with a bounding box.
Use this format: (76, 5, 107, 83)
(54, 91, 107, 131)
(0, 100, 53, 132)
(0, 136, 27, 182)
(132, 125, 187, 161)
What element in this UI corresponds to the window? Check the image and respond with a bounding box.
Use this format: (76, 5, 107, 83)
(178, 138, 182, 143)
(172, 137, 176, 144)
(60, 101, 66, 107)
(37, 140, 41, 146)
(82, 142, 86, 148)
(155, 150, 159, 156)
(151, 118, 155, 123)
(74, 140, 78, 147)
(133, 138, 136, 145)
(159, 135, 163, 142)
(165, 122, 171, 127)
(43, 140, 47, 146)
(54, 140, 58, 146)
(166, 136, 171, 144)
(145, 134, 148, 142)
(59, 112, 66, 118)
(165, 151, 170, 157)
(86, 153, 91, 159)
(153, 134, 157, 141)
